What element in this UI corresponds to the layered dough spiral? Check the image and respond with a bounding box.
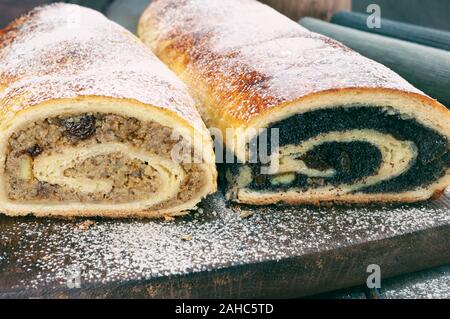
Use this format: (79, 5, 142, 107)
(226, 104, 449, 205)
(139, 0, 450, 205)
(0, 4, 216, 218)
(276, 129, 417, 193)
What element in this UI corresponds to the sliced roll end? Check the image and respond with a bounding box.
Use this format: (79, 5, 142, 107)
(0, 3, 217, 218)
(226, 88, 450, 205)
(0, 98, 217, 218)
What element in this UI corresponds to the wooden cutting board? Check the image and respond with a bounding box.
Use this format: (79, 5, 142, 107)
(1, 189, 449, 298)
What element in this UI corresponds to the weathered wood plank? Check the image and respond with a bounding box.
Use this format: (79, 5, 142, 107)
(1, 191, 449, 298)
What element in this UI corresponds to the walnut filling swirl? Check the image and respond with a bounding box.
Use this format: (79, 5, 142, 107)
(6, 113, 208, 210)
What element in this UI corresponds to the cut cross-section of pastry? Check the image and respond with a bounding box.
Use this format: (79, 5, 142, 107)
(138, 0, 450, 205)
(0, 3, 217, 218)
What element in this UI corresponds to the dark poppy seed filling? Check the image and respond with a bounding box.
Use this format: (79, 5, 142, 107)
(231, 106, 449, 194)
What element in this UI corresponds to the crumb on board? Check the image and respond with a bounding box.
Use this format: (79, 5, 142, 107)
(181, 234, 193, 241)
(78, 220, 95, 231)
(239, 211, 254, 219)
(164, 215, 176, 222)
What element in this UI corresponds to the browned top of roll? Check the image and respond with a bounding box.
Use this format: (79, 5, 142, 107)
(139, 0, 431, 125)
(0, 3, 206, 133)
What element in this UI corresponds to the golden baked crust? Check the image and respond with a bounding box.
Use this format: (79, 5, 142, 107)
(138, 0, 448, 136)
(0, 3, 217, 218)
(0, 3, 207, 134)
(139, 0, 450, 205)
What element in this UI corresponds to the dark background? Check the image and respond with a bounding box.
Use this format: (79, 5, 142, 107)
(0, 0, 113, 28)
(1, 0, 450, 31)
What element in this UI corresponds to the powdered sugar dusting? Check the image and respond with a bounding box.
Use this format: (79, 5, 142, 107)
(142, 0, 424, 123)
(0, 3, 206, 133)
(0, 190, 449, 295)
(383, 268, 450, 299)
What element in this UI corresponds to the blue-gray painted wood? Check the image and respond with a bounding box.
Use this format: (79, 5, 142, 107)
(106, 0, 151, 33)
(331, 11, 450, 51)
(352, 0, 450, 31)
